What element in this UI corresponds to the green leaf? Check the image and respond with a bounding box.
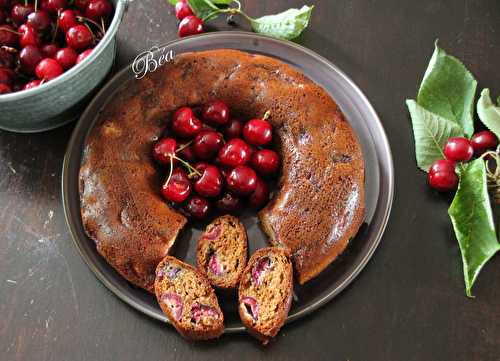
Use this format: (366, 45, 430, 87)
(168, 0, 180, 5)
(187, 0, 220, 21)
(417, 42, 477, 137)
(406, 99, 464, 172)
(448, 159, 500, 297)
(477, 88, 500, 139)
(250, 5, 314, 40)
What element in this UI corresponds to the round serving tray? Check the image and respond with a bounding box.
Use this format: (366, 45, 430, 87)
(62, 32, 394, 333)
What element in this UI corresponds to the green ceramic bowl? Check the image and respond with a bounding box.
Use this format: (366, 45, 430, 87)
(0, 0, 130, 133)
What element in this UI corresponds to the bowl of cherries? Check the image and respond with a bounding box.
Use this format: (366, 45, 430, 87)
(0, 0, 129, 133)
(153, 99, 281, 220)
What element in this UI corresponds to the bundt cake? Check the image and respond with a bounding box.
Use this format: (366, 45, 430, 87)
(154, 256, 224, 340)
(79, 49, 365, 292)
(238, 247, 293, 344)
(196, 215, 248, 290)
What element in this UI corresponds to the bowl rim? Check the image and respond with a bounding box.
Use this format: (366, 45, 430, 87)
(0, 0, 126, 101)
(62, 31, 395, 333)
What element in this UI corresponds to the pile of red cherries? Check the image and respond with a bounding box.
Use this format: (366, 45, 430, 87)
(153, 100, 281, 220)
(0, 0, 114, 94)
(173, 0, 204, 38)
(428, 130, 498, 191)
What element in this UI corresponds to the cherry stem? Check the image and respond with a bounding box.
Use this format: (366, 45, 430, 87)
(173, 155, 201, 177)
(77, 16, 105, 35)
(0, 27, 21, 35)
(34, 0, 38, 12)
(480, 150, 500, 204)
(176, 140, 192, 153)
(164, 156, 174, 186)
(1, 46, 18, 53)
(101, 17, 106, 34)
(263, 110, 271, 120)
(52, 9, 61, 43)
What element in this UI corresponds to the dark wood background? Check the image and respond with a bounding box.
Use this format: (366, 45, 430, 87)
(1, 1, 499, 360)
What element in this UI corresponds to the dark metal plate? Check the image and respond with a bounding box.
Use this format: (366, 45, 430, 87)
(62, 32, 394, 333)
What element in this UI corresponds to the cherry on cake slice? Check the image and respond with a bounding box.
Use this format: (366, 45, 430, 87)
(196, 215, 248, 290)
(154, 256, 224, 340)
(238, 247, 293, 344)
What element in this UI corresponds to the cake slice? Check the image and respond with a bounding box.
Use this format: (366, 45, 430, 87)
(238, 247, 293, 344)
(196, 215, 248, 290)
(154, 256, 224, 340)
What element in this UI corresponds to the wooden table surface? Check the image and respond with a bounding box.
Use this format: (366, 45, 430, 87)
(1, 1, 499, 360)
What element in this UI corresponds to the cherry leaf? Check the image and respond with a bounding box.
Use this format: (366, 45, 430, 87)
(187, 0, 220, 21)
(417, 43, 477, 137)
(406, 99, 463, 172)
(477, 88, 500, 140)
(250, 5, 314, 40)
(448, 159, 500, 297)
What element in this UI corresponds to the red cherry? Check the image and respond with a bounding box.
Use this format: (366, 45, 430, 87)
(19, 45, 43, 74)
(185, 196, 211, 219)
(218, 138, 252, 167)
(178, 15, 203, 37)
(227, 165, 257, 195)
(251, 149, 280, 176)
(86, 0, 113, 21)
(19, 24, 40, 48)
(153, 137, 177, 165)
(194, 165, 223, 198)
(243, 118, 273, 146)
(161, 168, 191, 203)
(55, 47, 77, 70)
(41, 43, 60, 58)
(27, 11, 51, 32)
(471, 131, 498, 155)
(11, 4, 34, 26)
(428, 159, 458, 192)
(66, 25, 93, 51)
(193, 130, 224, 160)
(177, 144, 196, 162)
(59, 10, 78, 32)
(222, 118, 243, 139)
(76, 48, 93, 64)
(43, 0, 67, 13)
(0, 48, 14, 68)
(0, 82, 11, 93)
(175, 0, 193, 20)
(202, 100, 230, 125)
(22, 79, 42, 90)
(0, 67, 15, 85)
(35, 58, 63, 80)
(443, 137, 474, 162)
(171, 106, 202, 138)
(216, 192, 242, 213)
(0, 25, 18, 47)
(248, 177, 269, 208)
(74, 0, 89, 10)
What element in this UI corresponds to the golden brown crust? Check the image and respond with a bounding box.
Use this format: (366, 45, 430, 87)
(154, 256, 224, 340)
(196, 215, 248, 290)
(238, 247, 293, 344)
(79, 49, 365, 291)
